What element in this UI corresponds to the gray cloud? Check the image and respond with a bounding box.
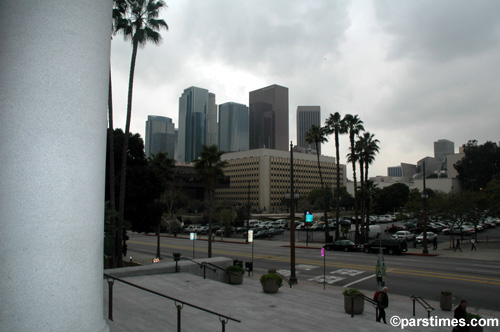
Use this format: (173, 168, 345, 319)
(110, 0, 499, 178)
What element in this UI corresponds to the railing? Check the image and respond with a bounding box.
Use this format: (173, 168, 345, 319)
(104, 273, 241, 332)
(410, 295, 434, 318)
(178, 256, 217, 278)
(275, 271, 294, 288)
(202, 262, 240, 276)
(359, 294, 379, 319)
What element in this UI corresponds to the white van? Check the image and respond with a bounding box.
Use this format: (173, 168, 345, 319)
(271, 219, 288, 229)
(248, 219, 261, 227)
(369, 225, 381, 239)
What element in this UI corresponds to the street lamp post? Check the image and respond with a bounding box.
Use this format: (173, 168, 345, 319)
(289, 141, 298, 285)
(422, 162, 429, 254)
(246, 180, 250, 243)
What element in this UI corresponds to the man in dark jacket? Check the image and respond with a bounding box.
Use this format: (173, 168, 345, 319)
(453, 300, 469, 332)
(376, 287, 389, 323)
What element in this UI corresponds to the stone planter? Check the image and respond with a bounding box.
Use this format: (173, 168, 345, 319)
(228, 271, 244, 285)
(440, 293, 453, 311)
(344, 295, 364, 315)
(261, 279, 281, 293)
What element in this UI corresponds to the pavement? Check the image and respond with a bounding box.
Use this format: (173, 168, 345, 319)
(105, 234, 500, 331)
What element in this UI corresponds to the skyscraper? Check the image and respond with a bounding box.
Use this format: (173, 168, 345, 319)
(249, 84, 289, 151)
(218, 102, 249, 152)
(296, 106, 321, 154)
(145, 115, 176, 159)
(434, 139, 454, 160)
(177, 86, 217, 163)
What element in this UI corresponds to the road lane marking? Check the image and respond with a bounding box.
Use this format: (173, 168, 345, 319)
(331, 269, 364, 276)
(128, 240, 500, 285)
(308, 275, 345, 284)
(342, 274, 376, 288)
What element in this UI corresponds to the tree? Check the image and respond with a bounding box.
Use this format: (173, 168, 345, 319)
(193, 145, 228, 257)
(148, 152, 175, 259)
(304, 124, 330, 242)
(325, 112, 347, 240)
(114, 0, 168, 267)
(355, 132, 380, 242)
(343, 114, 364, 243)
(455, 140, 500, 191)
(373, 183, 410, 215)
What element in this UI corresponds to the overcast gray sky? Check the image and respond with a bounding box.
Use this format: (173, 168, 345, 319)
(110, 0, 500, 179)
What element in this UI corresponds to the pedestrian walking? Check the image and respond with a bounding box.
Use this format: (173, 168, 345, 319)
(376, 287, 389, 324)
(453, 300, 469, 332)
(454, 239, 462, 252)
(433, 237, 438, 250)
(471, 238, 477, 251)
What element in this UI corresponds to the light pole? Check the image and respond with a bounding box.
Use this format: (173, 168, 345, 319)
(246, 180, 250, 243)
(289, 141, 298, 285)
(422, 161, 429, 254)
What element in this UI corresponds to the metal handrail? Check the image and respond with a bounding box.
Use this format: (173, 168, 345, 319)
(202, 262, 240, 276)
(178, 256, 217, 278)
(104, 273, 240, 331)
(357, 294, 379, 319)
(275, 271, 293, 288)
(410, 295, 434, 318)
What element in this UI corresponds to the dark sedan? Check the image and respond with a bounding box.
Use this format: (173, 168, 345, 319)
(324, 240, 363, 252)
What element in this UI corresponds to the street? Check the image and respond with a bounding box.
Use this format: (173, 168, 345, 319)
(125, 229, 500, 312)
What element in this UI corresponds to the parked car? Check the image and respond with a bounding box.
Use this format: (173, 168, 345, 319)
(392, 231, 415, 241)
(442, 226, 475, 236)
(385, 225, 406, 233)
(324, 240, 363, 252)
(415, 232, 438, 243)
(363, 238, 408, 255)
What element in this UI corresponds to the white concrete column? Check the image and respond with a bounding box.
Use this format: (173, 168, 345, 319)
(0, 1, 111, 332)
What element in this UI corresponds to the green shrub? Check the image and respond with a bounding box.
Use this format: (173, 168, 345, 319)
(343, 288, 364, 298)
(260, 273, 283, 288)
(441, 290, 452, 296)
(467, 312, 482, 320)
(227, 265, 245, 273)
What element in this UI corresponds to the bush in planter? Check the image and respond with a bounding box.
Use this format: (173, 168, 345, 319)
(467, 313, 484, 332)
(260, 271, 283, 293)
(440, 291, 453, 311)
(343, 288, 365, 315)
(227, 265, 245, 285)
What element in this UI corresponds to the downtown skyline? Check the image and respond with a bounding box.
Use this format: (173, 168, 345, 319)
(110, 0, 500, 177)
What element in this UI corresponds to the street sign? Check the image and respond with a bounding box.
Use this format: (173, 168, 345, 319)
(321, 247, 325, 257)
(190, 232, 197, 240)
(248, 230, 254, 243)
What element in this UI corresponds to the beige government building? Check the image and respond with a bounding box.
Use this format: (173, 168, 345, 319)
(216, 148, 346, 212)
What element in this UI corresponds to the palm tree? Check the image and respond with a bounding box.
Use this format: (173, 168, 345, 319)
(355, 132, 379, 242)
(325, 112, 347, 240)
(343, 114, 364, 243)
(193, 145, 228, 258)
(114, 0, 168, 267)
(360, 132, 379, 241)
(304, 125, 330, 242)
(149, 152, 175, 259)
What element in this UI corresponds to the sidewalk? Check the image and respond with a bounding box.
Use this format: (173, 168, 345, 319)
(104, 262, 500, 332)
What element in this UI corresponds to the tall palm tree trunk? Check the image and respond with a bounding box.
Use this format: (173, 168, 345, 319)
(335, 132, 341, 240)
(351, 137, 360, 243)
(358, 160, 365, 243)
(108, 68, 117, 268)
(316, 142, 330, 242)
(208, 189, 214, 258)
(117, 38, 139, 267)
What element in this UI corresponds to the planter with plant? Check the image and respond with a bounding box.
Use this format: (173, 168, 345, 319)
(440, 291, 453, 311)
(343, 288, 365, 315)
(467, 313, 483, 332)
(226, 265, 245, 285)
(260, 269, 283, 293)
